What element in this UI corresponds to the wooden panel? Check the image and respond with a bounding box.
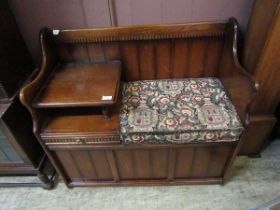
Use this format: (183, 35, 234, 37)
(121, 42, 140, 81)
(89, 150, 112, 180)
(203, 37, 224, 77)
(87, 43, 106, 62)
(243, 0, 279, 74)
(191, 147, 212, 178)
(239, 0, 280, 156)
(167, 149, 177, 180)
(71, 150, 98, 180)
(239, 115, 277, 156)
(175, 148, 195, 178)
(42, 110, 120, 136)
(156, 40, 171, 79)
(54, 150, 81, 180)
(133, 149, 151, 179)
(106, 150, 120, 181)
(115, 150, 134, 179)
(53, 37, 223, 80)
(139, 42, 156, 80)
(103, 43, 121, 60)
(151, 149, 168, 178)
(173, 39, 190, 78)
(187, 38, 208, 77)
(55, 43, 75, 62)
(68, 43, 89, 62)
(208, 146, 232, 177)
(34, 63, 121, 108)
(50, 143, 236, 185)
(251, 11, 280, 114)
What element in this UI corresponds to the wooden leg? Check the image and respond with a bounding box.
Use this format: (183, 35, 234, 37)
(37, 154, 56, 189)
(38, 171, 55, 190)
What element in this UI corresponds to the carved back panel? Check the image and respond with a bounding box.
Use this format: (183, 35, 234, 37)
(49, 23, 227, 81)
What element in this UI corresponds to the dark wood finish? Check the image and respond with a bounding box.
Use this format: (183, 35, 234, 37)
(240, 0, 280, 156)
(40, 99, 120, 142)
(239, 115, 277, 156)
(48, 143, 235, 187)
(0, 0, 34, 101)
(0, 99, 55, 189)
(272, 104, 280, 139)
(20, 19, 257, 187)
(33, 62, 121, 108)
(219, 19, 258, 126)
(0, 154, 55, 188)
(0, 0, 55, 188)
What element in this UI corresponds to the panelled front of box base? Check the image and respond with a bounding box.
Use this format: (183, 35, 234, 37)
(47, 143, 236, 186)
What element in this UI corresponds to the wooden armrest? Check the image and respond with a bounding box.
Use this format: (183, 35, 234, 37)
(20, 28, 56, 133)
(219, 18, 259, 127)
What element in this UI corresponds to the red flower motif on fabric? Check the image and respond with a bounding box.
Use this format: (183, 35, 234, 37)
(164, 118, 178, 129)
(156, 95, 170, 104)
(129, 85, 140, 92)
(128, 96, 140, 106)
(191, 94, 203, 102)
(180, 106, 194, 117)
(131, 135, 145, 142)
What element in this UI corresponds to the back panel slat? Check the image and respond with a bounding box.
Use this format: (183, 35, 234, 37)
(203, 37, 225, 77)
(55, 43, 74, 63)
(54, 36, 225, 80)
(187, 38, 208, 77)
(87, 43, 106, 62)
(173, 40, 189, 78)
(69, 44, 89, 63)
(121, 42, 140, 81)
(156, 40, 172, 79)
(139, 41, 155, 80)
(103, 43, 121, 60)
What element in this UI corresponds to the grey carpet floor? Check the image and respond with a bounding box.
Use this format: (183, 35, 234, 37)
(0, 140, 280, 210)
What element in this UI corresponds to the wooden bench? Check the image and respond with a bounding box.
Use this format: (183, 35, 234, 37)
(20, 18, 258, 187)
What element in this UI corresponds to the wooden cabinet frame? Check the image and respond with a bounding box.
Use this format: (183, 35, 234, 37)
(20, 18, 257, 187)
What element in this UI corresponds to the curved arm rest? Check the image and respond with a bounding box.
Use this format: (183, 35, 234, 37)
(20, 28, 56, 134)
(219, 18, 259, 127)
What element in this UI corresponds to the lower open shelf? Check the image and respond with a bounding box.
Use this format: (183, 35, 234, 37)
(40, 105, 120, 145)
(41, 113, 119, 136)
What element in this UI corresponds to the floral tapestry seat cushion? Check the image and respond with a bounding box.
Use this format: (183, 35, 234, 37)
(120, 78, 244, 144)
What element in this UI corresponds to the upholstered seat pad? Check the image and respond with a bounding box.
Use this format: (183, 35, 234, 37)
(120, 78, 243, 144)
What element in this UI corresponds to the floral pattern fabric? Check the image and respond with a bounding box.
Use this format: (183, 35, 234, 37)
(120, 78, 244, 144)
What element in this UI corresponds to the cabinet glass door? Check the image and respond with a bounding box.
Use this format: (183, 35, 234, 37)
(0, 130, 23, 163)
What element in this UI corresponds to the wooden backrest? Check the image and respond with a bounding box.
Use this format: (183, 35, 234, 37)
(21, 19, 258, 134)
(46, 22, 228, 81)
